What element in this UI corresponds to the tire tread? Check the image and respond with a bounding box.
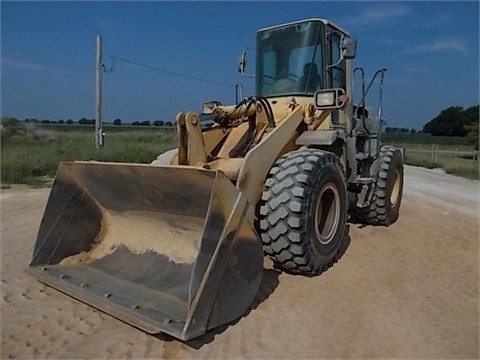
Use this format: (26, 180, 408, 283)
(256, 149, 348, 276)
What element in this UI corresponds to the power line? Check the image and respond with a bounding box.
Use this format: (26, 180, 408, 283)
(107, 54, 243, 89)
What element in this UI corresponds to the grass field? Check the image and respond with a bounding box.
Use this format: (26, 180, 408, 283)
(382, 133, 478, 180)
(1, 124, 478, 185)
(1, 124, 177, 185)
(382, 132, 470, 146)
(402, 147, 478, 180)
(409, 154, 477, 177)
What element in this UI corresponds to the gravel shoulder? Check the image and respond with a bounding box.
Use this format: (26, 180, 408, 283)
(1, 165, 478, 359)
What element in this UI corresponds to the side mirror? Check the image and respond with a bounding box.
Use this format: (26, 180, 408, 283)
(341, 37, 357, 59)
(315, 88, 349, 109)
(237, 47, 256, 78)
(238, 51, 247, 74)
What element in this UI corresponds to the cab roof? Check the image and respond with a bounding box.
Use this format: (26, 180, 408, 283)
(258, 18, 351, 37)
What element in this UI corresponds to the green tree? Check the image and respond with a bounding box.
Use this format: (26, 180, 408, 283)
(66, 119, 74, 124)
(113, 119, 122, 126)
(423, 105, 479, 136)
(153, 120, 164, 126)
(0, 116, 19, 125)
(464, 105, 479, 123)
(1, 117, 24, 140)
(465, 123, 479, 150)
(78, 118, 94, 125)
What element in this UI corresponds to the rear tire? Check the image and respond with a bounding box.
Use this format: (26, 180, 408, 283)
(354, 145, 404, 225)
(257, 150, 348, 276)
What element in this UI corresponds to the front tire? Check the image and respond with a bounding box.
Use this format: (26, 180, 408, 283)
(257, 150, 348, 276)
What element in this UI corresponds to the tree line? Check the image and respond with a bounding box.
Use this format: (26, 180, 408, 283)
(422, 105, 479, 150)
(19, 118, 174, 126)
(423, 105, 478, 136)
(3, 103, 479, 149)
(385, 127, 419, 134)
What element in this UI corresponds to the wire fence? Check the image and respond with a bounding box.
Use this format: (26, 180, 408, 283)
(392, 143, 478, 166)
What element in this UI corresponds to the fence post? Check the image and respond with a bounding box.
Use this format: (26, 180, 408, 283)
(95, 35, 104, 149)
(431, 144, 439, 163)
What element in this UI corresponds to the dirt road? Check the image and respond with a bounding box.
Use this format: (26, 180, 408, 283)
(1, 165, 478, 359)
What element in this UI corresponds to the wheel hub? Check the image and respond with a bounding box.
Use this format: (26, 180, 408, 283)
(390, 169, 401, 206)
(314, 182, 340, 245)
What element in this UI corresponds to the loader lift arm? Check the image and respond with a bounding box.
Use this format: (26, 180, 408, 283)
(176, 98, 318, 205)
(176, 98, 273, 168)
(176, 112, 208, 166)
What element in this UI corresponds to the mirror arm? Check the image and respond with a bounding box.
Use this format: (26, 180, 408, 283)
(327, 57, 343, 69)
(327, 35, 353, 69)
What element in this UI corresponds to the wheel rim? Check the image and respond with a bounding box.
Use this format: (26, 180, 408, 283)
(314, 182, 340, 245)
(390, 169, 401, 207)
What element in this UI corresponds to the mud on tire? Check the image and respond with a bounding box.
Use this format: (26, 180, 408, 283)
(354, 145, 404, 226)
(256, 149, 348, 276)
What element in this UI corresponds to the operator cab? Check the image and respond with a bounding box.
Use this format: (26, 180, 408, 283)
(254, 19, 356, 98)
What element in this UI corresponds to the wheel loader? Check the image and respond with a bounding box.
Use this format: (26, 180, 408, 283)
(28, 19, 404, 341)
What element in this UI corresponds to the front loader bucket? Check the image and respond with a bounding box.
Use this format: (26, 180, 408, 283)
(28, 162, 263, 341)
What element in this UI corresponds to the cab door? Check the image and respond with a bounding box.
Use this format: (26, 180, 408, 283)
(326, 27, 347, 125)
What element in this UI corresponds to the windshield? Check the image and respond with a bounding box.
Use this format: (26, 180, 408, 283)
(256, 21, 325, 97)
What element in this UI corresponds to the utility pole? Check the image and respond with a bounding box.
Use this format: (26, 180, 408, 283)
(95, 35, 104, 149)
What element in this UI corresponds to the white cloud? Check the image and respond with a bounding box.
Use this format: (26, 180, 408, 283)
(415, 12, 451, 28)
(2, 57, 50, 71)
(377, 37, 406, 47)
(406, 37, 470, 55)
(347, 4, 412, 26)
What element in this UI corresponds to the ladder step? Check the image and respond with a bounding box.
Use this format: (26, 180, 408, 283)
(354, 132, 369, 137)
(355, 153, 371, 160)
(353, 177, 374, 185)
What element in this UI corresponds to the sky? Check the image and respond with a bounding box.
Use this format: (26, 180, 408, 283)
(1, 1, 479, 130)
